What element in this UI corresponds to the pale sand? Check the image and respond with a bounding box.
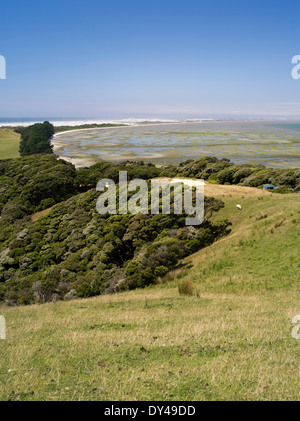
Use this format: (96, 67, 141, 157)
(152, 178, 270, 197)
(52, 124, 163, 167)
(52, 120, 179, 141)
(51, 120, 190, 166)
(57, 155, 98, 168)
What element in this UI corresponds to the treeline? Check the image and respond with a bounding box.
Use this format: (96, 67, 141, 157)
(0, 157, 164, 224)
(54, 123, 126, 133)
(169, 156, 300, 193)
(0, 155, 77, 223)
(1, 154, 299, 226)
(18, 121, 54, 156)
(76, 156, 300, 193)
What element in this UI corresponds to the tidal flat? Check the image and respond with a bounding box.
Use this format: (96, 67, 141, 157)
(52, 120, 300, 168)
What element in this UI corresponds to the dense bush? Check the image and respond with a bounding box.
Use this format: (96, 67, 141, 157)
(19, 121, 54, 156)
(175, 157, 300, 191)
(0, 152, 298, 306)
(1, 153, 297, 227)
(0, 155, 78, 221)
(0, 186, 230, 305)
(75, 160, 161, 188)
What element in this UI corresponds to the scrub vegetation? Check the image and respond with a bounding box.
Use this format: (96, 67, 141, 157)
(0, 183, 299, 401)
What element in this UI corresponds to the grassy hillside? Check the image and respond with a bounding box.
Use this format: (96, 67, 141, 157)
(1, 186, 299, 401)
(0, 129, 20, 159)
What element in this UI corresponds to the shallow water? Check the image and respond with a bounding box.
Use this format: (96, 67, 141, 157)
(52, 120, 300, 168)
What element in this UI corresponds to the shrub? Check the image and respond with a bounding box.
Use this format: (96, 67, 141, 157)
(154, 265, 169, 277)
(233, 167, 252, 183)
(216, 166, 239, 184)
(178, 279, 195, 296)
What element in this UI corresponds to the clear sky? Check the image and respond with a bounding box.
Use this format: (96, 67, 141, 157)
(1, 0, 300, 119)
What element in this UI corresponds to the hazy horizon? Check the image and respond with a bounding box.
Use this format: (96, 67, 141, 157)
(1, 115, 300, 125)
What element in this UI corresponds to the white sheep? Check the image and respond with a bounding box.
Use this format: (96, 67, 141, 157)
(236, 204, 242, 210)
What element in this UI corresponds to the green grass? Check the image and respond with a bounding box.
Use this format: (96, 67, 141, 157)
(0, 189, 299, 401)
(189, 193, 300, 293)
(0, 129, 20, 159)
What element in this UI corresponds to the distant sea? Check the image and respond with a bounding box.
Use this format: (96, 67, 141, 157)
(1, 118, 300, 130)
(0, 117, 195, 127)
(0, 117, 79, 126)
(274, 123, 300, 132)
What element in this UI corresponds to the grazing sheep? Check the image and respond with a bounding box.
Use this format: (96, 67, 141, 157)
(236, 204, 242, 210)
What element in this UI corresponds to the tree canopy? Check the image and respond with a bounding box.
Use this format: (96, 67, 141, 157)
(19, 121, 54, 156)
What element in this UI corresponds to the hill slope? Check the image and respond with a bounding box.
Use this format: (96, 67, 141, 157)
(1, 187, 299, 401)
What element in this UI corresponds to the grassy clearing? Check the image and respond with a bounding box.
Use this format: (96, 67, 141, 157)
(0, 129, 20, 159)
(0, 187, 299, 401)
(31, 207, 52, 222)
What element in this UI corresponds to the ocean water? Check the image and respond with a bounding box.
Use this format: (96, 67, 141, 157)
(0, 117, 182, 127)
(0, 117, 75, 126)
(275, 124, 300, 132)
(51, 119, 300, 168)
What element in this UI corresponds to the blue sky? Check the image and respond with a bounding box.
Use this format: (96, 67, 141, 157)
(0, 0, 300, 118)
